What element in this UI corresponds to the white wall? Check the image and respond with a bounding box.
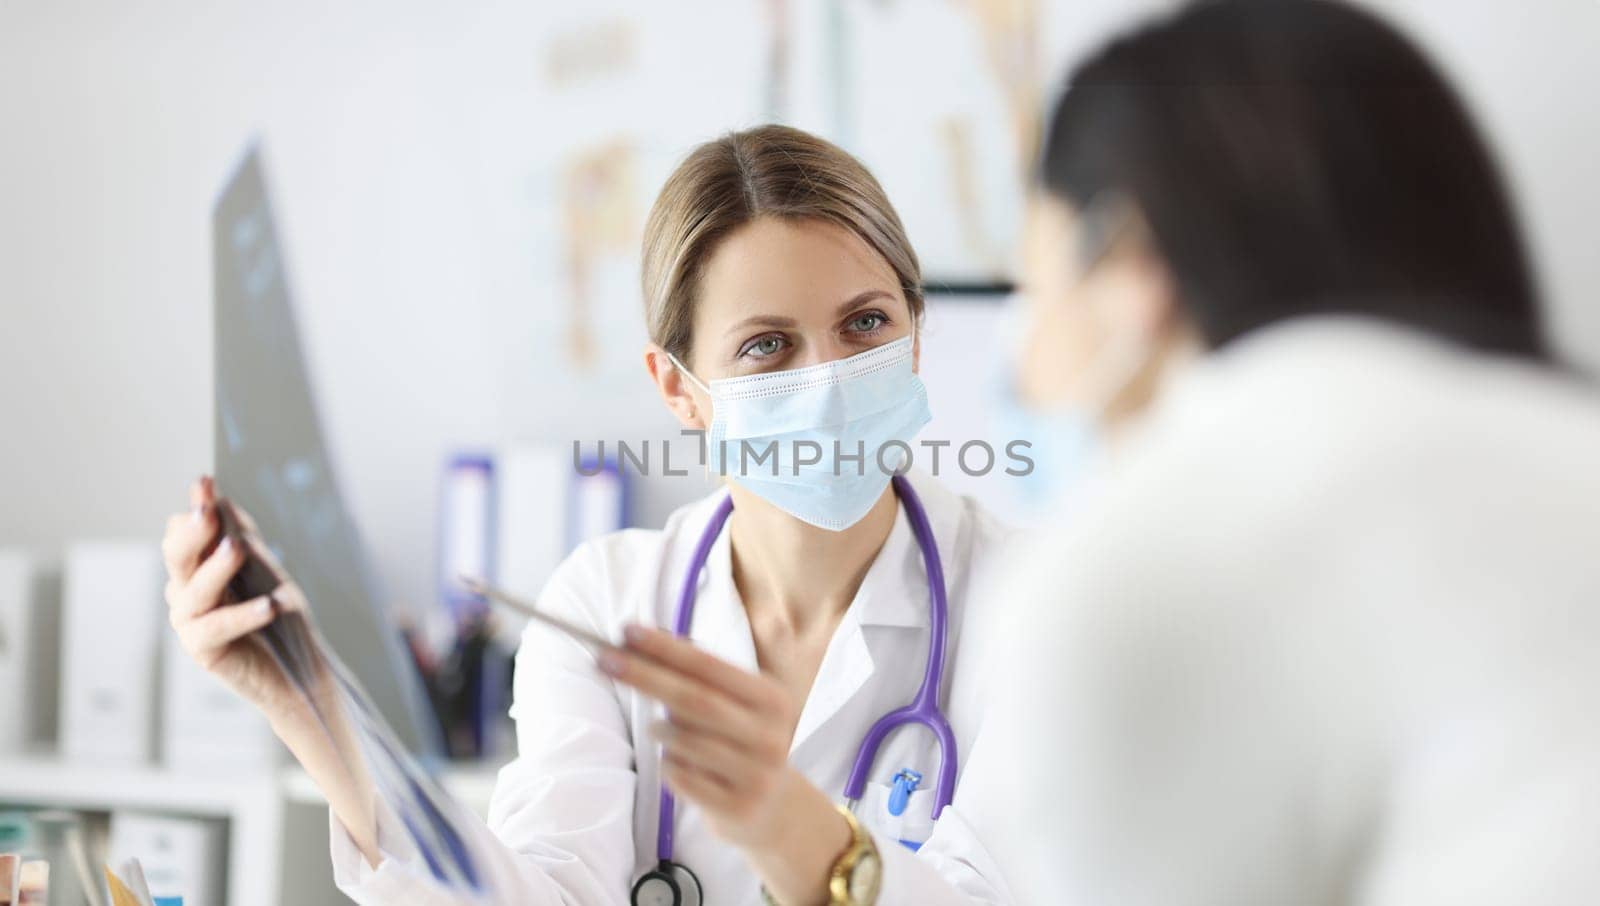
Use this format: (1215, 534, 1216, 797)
(2, 0, 1597, 619)
(0, 1, 745, 615)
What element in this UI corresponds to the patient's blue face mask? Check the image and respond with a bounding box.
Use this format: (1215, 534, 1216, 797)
(668, 336, 931, 531)
(999, 193, 1150, 515)
(992, 368, 1100, 510)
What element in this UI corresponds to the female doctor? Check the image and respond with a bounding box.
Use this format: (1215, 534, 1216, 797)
(160, 125, 1014, 905)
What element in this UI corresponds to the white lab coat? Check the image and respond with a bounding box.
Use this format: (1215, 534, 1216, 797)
(331, 470, 1017, 904)
(950, 316, 1600, 905)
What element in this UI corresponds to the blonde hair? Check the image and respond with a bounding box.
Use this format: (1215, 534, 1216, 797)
(641, 124, 924, 362)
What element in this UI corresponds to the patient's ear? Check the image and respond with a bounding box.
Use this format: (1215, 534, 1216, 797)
(644, 343, 706, 429)
(1090, 241, 1179, 346)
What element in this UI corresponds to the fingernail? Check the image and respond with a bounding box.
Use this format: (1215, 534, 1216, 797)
(256, 598, 274, 617)
(190, 503, 206, 525)
(217, 536, 234, 557)
(597, 649, 625, 677)
(623, 624, 647, 645)
(649, 721, 674, 743)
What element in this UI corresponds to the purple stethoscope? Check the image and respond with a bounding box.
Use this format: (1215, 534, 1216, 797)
(630, 474, 957, 906)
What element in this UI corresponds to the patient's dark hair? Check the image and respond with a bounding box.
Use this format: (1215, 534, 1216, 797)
(1040, 0, 1547, 359)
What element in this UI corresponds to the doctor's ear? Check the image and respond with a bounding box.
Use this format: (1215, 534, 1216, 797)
(644, 343, 707, 430)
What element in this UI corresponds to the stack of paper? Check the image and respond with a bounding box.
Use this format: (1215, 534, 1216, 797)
(104, 859, 154, 906)
(107, 813, 221, 906)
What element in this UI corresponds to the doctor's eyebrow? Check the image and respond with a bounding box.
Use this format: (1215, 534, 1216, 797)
(721, 290, 898, 339)
(723, 314, 798, 337)
(834, 289, 895, 318)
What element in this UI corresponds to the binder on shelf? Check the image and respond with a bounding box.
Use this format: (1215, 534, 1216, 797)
(439, 454, 496, 622)
(568, 454, 629, 552)
(0, 551, 58, 755)
(60, 543, 164, 765)
(492, 444, 567, 607)
(161, 626, 277, 772)
(0, 552, 39, 755)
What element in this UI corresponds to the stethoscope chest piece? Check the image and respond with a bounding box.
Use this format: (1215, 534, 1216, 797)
(631, 860, 703, 906)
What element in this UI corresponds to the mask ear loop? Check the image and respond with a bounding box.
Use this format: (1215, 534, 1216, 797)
(664, 351, 712, 397)
(664, 351, 723, 480)
(1073, 189, 1140, 275)
(1056, 190, 1160, 423)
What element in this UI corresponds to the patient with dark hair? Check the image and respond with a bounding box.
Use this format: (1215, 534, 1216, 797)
(965, 1, 1600, 903)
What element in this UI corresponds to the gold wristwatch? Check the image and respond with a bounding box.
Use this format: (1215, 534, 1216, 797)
(761, 805, 882, 906)
(827, 804, 882, 904)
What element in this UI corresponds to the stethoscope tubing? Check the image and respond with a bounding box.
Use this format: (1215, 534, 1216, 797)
(658, 492, 735, 862)
(841, 475, 956, 816)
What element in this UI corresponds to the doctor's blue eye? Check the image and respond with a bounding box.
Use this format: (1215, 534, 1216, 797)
(847, 311, 887, 333)
(740, 335, 787, 359)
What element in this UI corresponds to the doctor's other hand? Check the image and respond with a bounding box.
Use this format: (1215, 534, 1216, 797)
(161, 476, 296, 715)
(602, 625, 853, 904)
(163, 478, 383, 866)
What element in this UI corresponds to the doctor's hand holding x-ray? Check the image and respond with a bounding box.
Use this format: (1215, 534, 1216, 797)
(161, 125, 1017, 906)
(162, 477, 385, 870)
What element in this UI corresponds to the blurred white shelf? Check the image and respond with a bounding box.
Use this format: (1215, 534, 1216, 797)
(0, 753, 279, 816)
(280, 760, 505, 820)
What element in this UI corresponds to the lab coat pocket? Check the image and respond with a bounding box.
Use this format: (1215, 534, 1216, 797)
(858, 780, 937, 852)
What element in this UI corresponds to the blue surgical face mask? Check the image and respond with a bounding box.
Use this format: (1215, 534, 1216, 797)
(991, 290, 1150, 519)
(668, 336, 931, 531)
(992, 375, 1100, 509)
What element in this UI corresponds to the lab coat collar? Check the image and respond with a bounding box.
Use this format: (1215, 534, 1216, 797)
(694, 517, 761, 675)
